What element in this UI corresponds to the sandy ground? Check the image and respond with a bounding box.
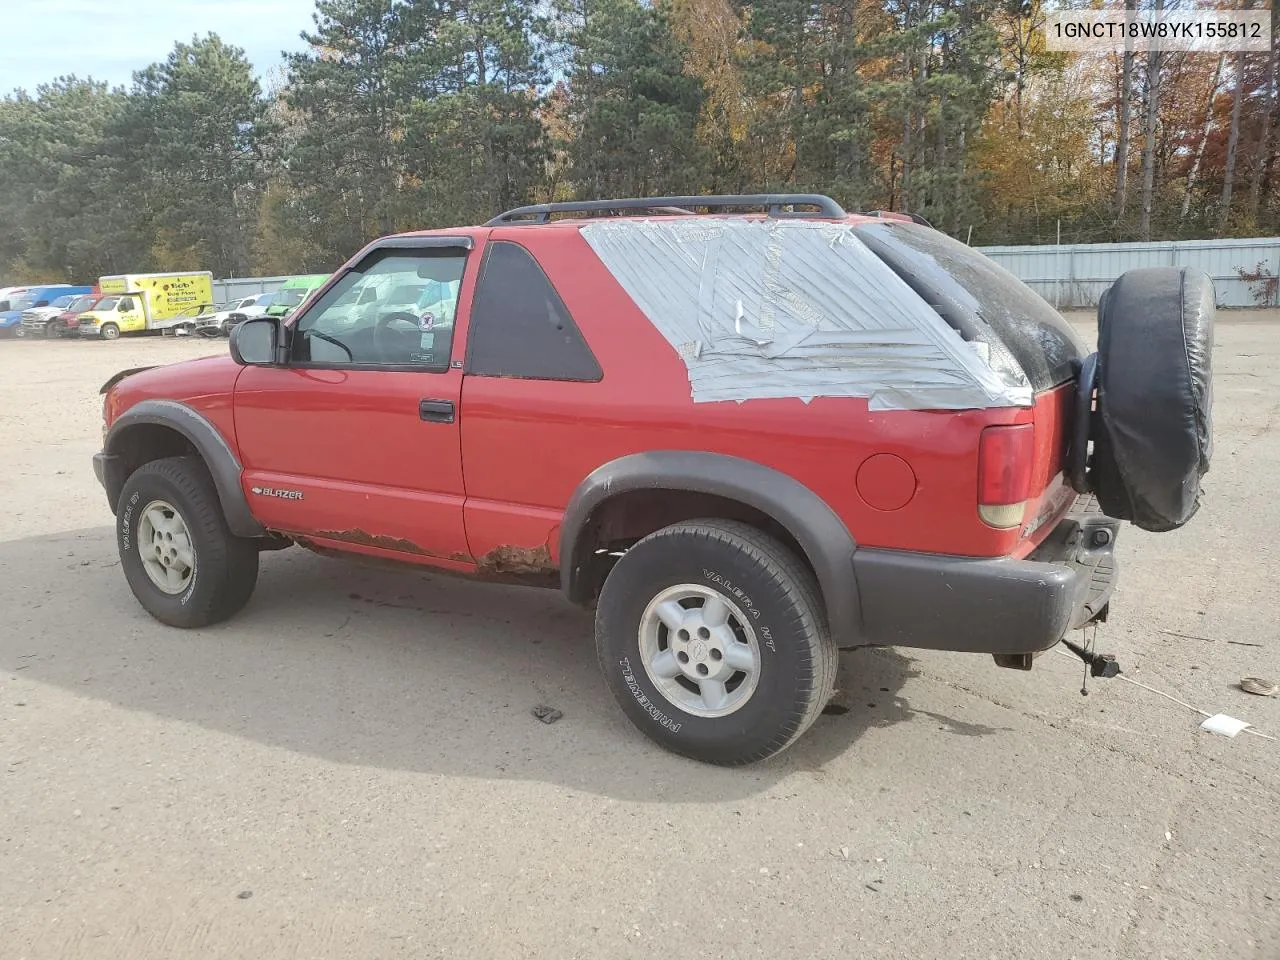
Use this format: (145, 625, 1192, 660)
(0, 316, 1277, 960)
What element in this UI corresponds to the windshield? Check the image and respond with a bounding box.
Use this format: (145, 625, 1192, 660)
(273, 286, 312, 308)
(94, 296, 121, 311)
(66, 295, 98, 312)
(49, 296, 75, 309)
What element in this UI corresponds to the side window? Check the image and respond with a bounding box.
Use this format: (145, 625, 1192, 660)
(290, 250, 466, 371)
(466, 241, 602, 382)
(118, 298, 134, 312)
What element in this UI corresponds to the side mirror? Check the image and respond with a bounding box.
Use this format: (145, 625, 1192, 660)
(230, 316, 282, 366)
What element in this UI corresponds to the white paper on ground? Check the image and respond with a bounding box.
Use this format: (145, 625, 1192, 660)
(1199, 714, 1252, 738)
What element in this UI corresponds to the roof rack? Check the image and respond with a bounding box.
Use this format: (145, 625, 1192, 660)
(485, 194, 847, 226)
(860, 209, 935, 228)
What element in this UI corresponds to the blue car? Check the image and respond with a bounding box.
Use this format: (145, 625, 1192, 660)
(1, 285, 93, 337)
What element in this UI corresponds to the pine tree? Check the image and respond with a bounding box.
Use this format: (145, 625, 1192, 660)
(558, 0, 707, 200)
(131, 34, 274, 276)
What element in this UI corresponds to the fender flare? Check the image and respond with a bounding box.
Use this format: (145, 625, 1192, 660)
(559, 451, 860, 641)
(105, 399, 265, 538)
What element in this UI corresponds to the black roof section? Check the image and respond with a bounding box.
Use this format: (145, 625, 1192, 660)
(485, 194, 848, 226)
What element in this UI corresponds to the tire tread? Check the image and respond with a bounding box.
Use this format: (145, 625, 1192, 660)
(119, 455, 258, 627)
(597, 518, 836, 765)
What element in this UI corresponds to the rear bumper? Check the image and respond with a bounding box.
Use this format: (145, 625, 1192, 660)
(852, 494, 1119, 655)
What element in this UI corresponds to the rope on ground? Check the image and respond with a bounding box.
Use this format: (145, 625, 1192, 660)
(1053, 648, 1276, 742)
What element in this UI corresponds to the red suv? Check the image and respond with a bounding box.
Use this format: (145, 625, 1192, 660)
(93, 194, 1214, 765)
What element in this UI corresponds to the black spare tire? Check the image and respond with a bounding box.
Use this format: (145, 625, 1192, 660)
(1091, 266, 1213, 532)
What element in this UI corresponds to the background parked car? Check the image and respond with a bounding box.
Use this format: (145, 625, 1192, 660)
(2, 285, 90, 337)
(49, 293, 105, 337)
(16, 293, 82, 338)
(264, 274, 329, 318)
(194, 292, 275, 337)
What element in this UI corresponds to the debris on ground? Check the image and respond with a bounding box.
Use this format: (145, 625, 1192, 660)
(1199, 714, 1252, 738)
(531, 705, 563, 724)
(1239, 677, 1278, 697)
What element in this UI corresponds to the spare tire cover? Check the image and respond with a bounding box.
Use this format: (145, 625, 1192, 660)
(1092, 266, 1213, 532)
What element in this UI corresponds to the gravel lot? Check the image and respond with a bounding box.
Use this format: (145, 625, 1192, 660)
(1, 317, 1277, 960)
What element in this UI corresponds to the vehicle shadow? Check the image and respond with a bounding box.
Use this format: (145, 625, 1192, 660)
(1, 526, 990, 802)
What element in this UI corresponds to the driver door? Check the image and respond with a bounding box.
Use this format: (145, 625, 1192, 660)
(233, 240, 475, 564)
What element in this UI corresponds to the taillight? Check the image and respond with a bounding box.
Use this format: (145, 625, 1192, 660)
(978, 424, 1034, 528)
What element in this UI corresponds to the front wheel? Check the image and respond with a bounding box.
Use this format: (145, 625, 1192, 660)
(595, 519, 836, 765)
(117, 456, 259, 627)
(46, 320, 64, 339)
(100, 322, 120, 340)
(12, 325, 26, 339)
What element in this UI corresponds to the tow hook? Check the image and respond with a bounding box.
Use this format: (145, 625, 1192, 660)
(1061, 623, 1121, 695)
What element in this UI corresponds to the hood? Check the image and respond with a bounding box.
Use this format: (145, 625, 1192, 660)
(99, 366, 158, 394)
(100, 354, 239, 398)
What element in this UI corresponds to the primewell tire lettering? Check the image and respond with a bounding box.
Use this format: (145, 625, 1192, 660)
(179, 556, 198, 607)
(619, 657, 682, 732)
(120, 490, 140, 551)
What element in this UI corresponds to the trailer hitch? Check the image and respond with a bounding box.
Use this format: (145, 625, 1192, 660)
(1061, 623, 1120, 695)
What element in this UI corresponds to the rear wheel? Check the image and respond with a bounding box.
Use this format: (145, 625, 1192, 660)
(595, 519, 836, 765)
(100, 322, 120, 341)
(117, 456, 259, 628)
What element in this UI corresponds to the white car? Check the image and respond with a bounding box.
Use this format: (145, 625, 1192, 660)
(193, 293, 274, 337)
(15, 294, 83, 337)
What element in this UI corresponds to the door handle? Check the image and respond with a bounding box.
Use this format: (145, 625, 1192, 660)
(419, 399, 455, 424)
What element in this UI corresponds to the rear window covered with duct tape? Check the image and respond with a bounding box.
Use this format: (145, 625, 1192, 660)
(579, 217, 1035, 412)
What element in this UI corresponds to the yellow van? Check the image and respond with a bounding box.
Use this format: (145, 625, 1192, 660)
(79, 272, 214, 339)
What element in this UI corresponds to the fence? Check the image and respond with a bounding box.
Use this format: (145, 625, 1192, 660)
(211, 275, 294, 304)
(976, 236, 1280, 309)
(211, 236, 1280, 313)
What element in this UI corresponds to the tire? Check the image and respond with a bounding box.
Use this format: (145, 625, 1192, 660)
(595, 519, 837, 765)
(12, 325, 26, 339)
(117, 455, 259, 628)
(100, 322, 121, 340)
(46, 320, 64, 339)
(1092, 266, 1214, 532)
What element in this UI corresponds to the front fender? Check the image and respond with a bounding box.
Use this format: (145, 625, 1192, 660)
(104, 399, 264, 538)
(559, 451, 861, 643)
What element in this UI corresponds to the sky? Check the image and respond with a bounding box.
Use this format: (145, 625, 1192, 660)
(1, 0, 319, 95)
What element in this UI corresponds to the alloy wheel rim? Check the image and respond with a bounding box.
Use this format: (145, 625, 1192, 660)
(637, 583, 761, 718)
(137, 499, 196, 595)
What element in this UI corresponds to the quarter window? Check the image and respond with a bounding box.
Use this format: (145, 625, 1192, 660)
(466, 241, 601, 382)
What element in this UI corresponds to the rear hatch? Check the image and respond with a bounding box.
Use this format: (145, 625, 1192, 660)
(852, 221, 1088, 546)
